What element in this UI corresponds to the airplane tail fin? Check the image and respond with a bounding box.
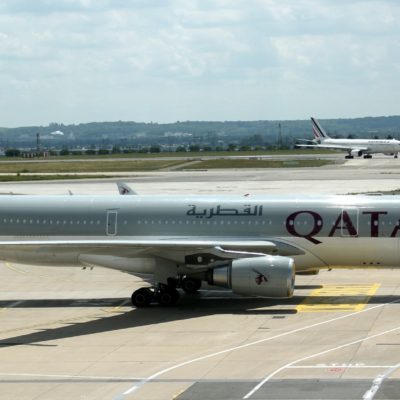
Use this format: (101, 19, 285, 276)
(311, 117, 330, 142)
(117, 182, 137, 195)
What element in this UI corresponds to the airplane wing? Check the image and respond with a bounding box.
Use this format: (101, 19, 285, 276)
(296, 143, 369, 152)
(0, 238, 304, 267)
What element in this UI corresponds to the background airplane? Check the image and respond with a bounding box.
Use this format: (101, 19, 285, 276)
(296, 117, 400, 159)
(1, 193, 400, 308)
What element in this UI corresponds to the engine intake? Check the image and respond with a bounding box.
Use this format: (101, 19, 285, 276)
(351, 149, 363, 157)
(208, 255, 295, 298)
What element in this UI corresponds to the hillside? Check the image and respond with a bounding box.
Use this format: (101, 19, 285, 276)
(1, 116, 400, 149)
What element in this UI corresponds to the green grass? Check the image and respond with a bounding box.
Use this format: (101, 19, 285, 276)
(0, 149, 337, 161)
(0, 153, 335, 180)
(181, 159, 334, 169)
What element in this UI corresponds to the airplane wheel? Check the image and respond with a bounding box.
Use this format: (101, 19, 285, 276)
(131, 288, 153, 307)
(395, 155, 398, 159)
(181, 277, 202, 294)
(156, 288, 180, 306)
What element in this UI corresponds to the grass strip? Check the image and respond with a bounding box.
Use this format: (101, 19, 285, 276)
(0, 149, 337, 161)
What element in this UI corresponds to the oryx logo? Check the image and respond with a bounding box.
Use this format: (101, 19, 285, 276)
(253, 269, 268, 285)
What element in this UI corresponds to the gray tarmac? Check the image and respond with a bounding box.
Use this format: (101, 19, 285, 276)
(2, 153, 400, 196)
(1, 155, 400, 400)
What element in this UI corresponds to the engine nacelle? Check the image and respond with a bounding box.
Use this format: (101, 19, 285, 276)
(208, 256, 295, 298)
(351, 149, 363, 157)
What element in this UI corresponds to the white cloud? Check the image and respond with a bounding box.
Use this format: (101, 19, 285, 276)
(0, 0, 399, 126)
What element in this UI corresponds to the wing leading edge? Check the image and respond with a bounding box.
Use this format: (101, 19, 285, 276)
(0, 238, 304, 265)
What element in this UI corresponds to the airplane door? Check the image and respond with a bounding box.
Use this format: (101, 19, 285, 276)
(106, 209, 118, 236)
(340, 208, 358, 237)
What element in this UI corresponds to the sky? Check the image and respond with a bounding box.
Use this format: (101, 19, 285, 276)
(0, 0, 399, 127)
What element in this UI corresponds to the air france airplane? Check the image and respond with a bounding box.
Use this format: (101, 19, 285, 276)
(297, 118, 400, 159)
(1, 193, 400, 307)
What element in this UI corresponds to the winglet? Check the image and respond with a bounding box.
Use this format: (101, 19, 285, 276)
(117, 182, 137, 195)
(311, 117, 330, 141)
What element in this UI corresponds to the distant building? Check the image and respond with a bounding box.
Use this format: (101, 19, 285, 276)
(164, 132, 193, 138)
(21, 150, 49, 158)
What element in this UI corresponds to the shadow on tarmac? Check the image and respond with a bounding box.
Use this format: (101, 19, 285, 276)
(0, 293, 399, 348)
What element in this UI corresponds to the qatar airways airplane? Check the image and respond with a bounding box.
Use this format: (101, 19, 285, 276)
(297, 117, 400, 159)
(1, 192, 399, 307)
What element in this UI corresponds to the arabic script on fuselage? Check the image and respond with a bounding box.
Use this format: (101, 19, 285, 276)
(186, 204, 263, 219)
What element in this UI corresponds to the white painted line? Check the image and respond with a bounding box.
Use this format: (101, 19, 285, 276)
(116, 298, 400, 399)
(287, 365, 396, 369)
(363, 374, 385, 400)
(122, 384, 142, 396)
(243, 325, 400, 399)
(363, 362, 400, 400)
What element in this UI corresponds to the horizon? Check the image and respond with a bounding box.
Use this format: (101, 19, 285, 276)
(3, 114, 400, 130)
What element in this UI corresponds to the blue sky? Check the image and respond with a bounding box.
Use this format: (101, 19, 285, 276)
(0, 0, 399, 126)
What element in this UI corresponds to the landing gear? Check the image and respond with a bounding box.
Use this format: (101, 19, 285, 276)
(363, 154, 372, 159)
(131, 284, 180, 307)
(156, 286, 180, 306)
(395, 154, 398, 159)
(131, 287, 153, 307)
(131, 275, 204, 307)
(181, 277, 202, 294)
(345, 155, 354, 159)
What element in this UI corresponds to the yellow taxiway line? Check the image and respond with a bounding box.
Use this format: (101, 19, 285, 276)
(297, 284, 380, 312)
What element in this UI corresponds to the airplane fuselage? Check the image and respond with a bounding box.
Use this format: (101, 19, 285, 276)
(0, 194, 399, 273)
(320, 138, 400, 155)
(300, 118, 400, 158)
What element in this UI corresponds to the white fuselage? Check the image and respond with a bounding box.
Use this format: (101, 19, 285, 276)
(0, 194, 399, 274)
(320, 137, 400, 155)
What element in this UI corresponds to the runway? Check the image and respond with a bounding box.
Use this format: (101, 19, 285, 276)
(1, 156, 400, 400)
(1, 153, 400, 196)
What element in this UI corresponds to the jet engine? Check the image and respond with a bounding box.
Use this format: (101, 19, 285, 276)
(208, 255, 295, 298)
(351, 149, 364, 157)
